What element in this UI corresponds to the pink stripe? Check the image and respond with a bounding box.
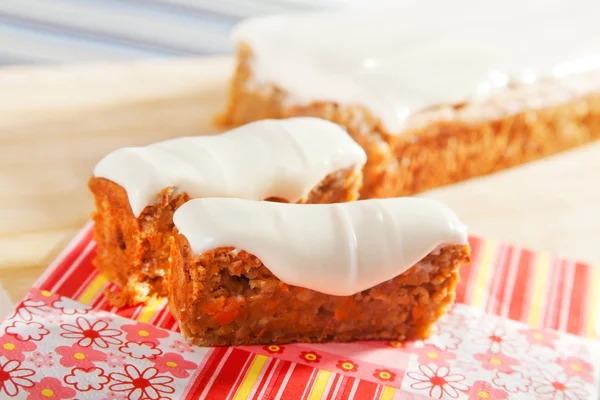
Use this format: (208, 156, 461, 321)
(487, 243, 507, 314)
(499, 247, 521, 317)
(551, 259, 567, 331)
(558, 261, 576, 332)
(520, 253, 538, 321)
(543, 257, 560, 329)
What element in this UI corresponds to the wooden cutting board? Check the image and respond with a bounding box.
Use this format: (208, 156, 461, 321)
(1, 56, 599, 301)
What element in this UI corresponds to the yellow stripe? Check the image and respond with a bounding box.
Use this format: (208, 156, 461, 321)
(233, 355, 268, 400)
(470, 239, 496, 308)
(527, 252, 550, 327)
(380, 386, 396, 400)
(77, 274, 107, 304)
(137, 297, 163, 323)
(307, 370, 332, 400)
(587, 264, 600, 338)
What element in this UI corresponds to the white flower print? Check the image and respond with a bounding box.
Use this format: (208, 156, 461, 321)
(425, 331, 461, 351)
(109, 365, 174, 400)
(61, 317, 122, 348)
(65, 367, 109, 391)
(492, 371, 531, 393)
(119, 342, 162, 360)
(6, 321, 49, 341)
(0, 360, 35, 396)
(472, 326, 524, 355)
(406, 365, 469, 399)
(531, 369, 591, 400)
(52, 296, 90, 315)
(12, 300, 53, 321)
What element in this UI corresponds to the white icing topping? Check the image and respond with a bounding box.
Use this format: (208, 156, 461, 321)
(233, 0, 600, 133)
(93, 117, 366, 217)
(173, 197, 468, 296)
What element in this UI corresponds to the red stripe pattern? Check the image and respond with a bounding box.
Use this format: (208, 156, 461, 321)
(18, 223, 600, 399)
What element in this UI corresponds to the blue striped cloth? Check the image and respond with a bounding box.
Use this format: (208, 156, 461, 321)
(0, 0, 353, 65)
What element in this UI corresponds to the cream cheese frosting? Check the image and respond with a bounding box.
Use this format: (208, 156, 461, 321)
(233, 0, 600, 133)
(93, 117, 367, 217)
(173, 197, 468, 296)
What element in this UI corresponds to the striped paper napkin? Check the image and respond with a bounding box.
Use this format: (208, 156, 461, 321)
(0, 221, 598, 399)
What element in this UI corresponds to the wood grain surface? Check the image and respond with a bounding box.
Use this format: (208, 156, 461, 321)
(0, 56, 599, 301)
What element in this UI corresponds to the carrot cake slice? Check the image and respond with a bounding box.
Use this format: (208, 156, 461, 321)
(169, 197, 470, 346)
(89, 117, 366, 306)
(221, 0, 600, 198)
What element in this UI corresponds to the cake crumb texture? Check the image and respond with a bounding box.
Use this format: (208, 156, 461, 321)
(169, 231, 471, 346)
